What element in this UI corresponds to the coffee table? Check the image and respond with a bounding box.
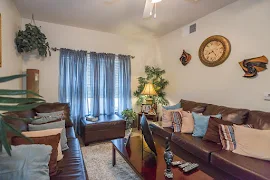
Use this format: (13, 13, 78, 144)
(112, 136, 213, 180)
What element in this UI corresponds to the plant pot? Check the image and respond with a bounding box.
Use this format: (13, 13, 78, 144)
(124, 128, 132, 145)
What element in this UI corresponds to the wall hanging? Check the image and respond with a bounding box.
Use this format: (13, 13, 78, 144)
(239, 56, 268, 78)
(179, 50, 191, 66)
(199, 35, 231, 67)
(15, 15, 51, 57)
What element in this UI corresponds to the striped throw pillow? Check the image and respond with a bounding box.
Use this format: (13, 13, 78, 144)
(172, 111, 182, 132)
(219, 124, 253, 151)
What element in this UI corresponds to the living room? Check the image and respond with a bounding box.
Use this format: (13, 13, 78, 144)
(0, 0, 269, 180)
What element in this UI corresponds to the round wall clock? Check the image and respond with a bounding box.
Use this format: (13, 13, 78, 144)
(199, 35, 231, 67)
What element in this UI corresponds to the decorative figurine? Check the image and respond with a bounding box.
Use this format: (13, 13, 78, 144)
(179, 50, 192, 66)
(239, 55, 268, 78)
(164, 137, 174, 179)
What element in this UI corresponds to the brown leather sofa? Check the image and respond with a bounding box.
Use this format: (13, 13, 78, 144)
(5, 103, 88, 180)
(150, 99, 270, 180)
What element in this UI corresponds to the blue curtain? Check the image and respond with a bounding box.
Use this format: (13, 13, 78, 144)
(117, 55, 132, 114)
(59, 48, 89, 134)
(89, 53, 116, 116)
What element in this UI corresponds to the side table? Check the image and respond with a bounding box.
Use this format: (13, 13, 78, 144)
(137, 112, 159, 130)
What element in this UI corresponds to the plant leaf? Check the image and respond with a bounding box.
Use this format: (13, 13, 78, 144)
(1, 115, 38, 123)
(0, 74, 26, 83)
(4, 122, 33, 143)
(0, 97, 45, 104)
(0, 89, 43, 97)
(0, 119, 11, 156)
(0, 102, 45, 112)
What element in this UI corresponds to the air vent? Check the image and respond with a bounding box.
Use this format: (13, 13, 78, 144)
(190, 23, 196, 34)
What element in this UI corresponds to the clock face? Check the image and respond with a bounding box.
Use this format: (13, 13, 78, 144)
(199, 35, 231, 67)
(203, 41, 224, 62)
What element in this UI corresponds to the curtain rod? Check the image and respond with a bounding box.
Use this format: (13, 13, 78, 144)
(51, 47, 135, 59)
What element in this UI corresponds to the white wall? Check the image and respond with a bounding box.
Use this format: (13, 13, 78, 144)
(158, 0, 270, 111)
(0, 0, 22, 89)
(21, 19, 160, 106)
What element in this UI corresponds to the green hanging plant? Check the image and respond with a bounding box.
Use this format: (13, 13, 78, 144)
(133, 66, 169, 106)
(0, 74, 45, 156)
(15, 23, 51, 57)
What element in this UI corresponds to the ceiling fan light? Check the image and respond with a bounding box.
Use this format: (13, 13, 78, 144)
(151, 0, 162, 3)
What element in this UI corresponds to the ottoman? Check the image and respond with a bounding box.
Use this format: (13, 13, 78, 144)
(80, 114, 126, 145)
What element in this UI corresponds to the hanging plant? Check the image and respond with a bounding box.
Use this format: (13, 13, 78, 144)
(133, 66, 169, 106)
(15, 23, 51, 57)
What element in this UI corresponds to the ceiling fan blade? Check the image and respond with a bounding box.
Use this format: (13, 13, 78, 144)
(143, 0, 154, 18)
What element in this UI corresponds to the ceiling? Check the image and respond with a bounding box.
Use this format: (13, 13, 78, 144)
(14, 0, 237, 37)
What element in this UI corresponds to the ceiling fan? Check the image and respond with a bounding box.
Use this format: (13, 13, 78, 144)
(104, 0, 164, 19)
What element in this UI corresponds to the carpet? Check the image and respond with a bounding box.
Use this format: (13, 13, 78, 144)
(81, 142, 140, 180)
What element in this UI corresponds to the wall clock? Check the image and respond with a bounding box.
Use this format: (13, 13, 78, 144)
(199, 35, 231, 67)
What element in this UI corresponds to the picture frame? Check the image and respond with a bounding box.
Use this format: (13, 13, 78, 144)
(141, 104, 152, 113)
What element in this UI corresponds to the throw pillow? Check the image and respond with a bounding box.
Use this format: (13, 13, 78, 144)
(162, 108, 182, 128)
(180, 111, 194, 133)
(162, 103, 181, 110)
(233, 125, 270, 161)
(32, 110, 64, 125)
(192, 113, 222, 137)
(0, 144, 51, 180)
(28, 120, 69, 151)
(172, 111, 182, 132)
(21, 128, 64, 161)
(219, 124, 252, 151)
(203, 117, 234, 144)
(12, 133, 61, 176)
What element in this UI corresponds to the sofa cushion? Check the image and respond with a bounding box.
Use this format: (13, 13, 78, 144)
(171, 133, 221, 162)
(34, 103, 73, 127)
(51, 138, 87, 180)
(180, 99, 208, 113)
(246, 111, 270, 130)
(211, 150, 270, 180)
(149, 122, 173, 140)
(203, 104, 249, 124)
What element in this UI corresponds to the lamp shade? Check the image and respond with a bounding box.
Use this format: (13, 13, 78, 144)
(141, 83, 157, 96)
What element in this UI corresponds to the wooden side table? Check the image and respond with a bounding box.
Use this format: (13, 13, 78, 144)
(137, 112, 159, 130)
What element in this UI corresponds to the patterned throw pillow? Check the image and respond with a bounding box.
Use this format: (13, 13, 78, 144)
(172, 111, 182, 132)
(219, 124, 253, 151)
(33, 110, 64, 125)
(162, 108, 182, 128)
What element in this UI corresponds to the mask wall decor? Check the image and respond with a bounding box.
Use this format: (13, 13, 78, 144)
(179, 50, 192, 66)
(239, 56, 268, 78)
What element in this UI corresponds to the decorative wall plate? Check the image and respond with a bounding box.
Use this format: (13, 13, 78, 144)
(239, 56, 268, 78)
(199, 35, 231, 67)
(179, 50, 192, 66)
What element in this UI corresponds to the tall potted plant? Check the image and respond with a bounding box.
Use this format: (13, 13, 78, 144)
(0, 74, 45, 156)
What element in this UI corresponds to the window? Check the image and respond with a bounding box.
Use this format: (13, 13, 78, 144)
(86, 55, 120, 114)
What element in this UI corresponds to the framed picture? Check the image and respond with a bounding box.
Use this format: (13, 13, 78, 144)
(0, 13, 2, 67)
(141, 104, 152, 113)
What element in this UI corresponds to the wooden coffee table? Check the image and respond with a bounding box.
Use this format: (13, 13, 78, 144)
(112, 136, 213, 180)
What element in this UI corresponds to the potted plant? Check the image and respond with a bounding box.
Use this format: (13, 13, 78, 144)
(121, 109, 137, 130)
(15, 23, 51, 57)
(0, 74, 45, 155)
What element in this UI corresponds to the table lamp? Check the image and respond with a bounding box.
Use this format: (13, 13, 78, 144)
(141, 83, 157, 105)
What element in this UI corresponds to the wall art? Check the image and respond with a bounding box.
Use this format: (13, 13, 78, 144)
(179, 50, 192, 66)
(239, 55, 268, 78)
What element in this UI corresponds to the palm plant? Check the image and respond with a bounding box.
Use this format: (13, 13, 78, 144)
(0, 74, 45, 156)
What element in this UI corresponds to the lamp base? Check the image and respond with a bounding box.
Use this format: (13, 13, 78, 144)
(145, 98, 153, 105)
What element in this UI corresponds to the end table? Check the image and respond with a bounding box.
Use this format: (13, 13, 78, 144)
(137, 112, 159, 130)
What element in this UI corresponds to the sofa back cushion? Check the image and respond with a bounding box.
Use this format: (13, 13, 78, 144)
(246, 111, 270, 130)
(34, 103, 73, 127)
(180, 99, 208, 113)
(203, 104, 249, 124)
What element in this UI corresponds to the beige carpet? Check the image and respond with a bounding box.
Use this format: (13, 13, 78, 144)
(81, 142, 140, 180)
